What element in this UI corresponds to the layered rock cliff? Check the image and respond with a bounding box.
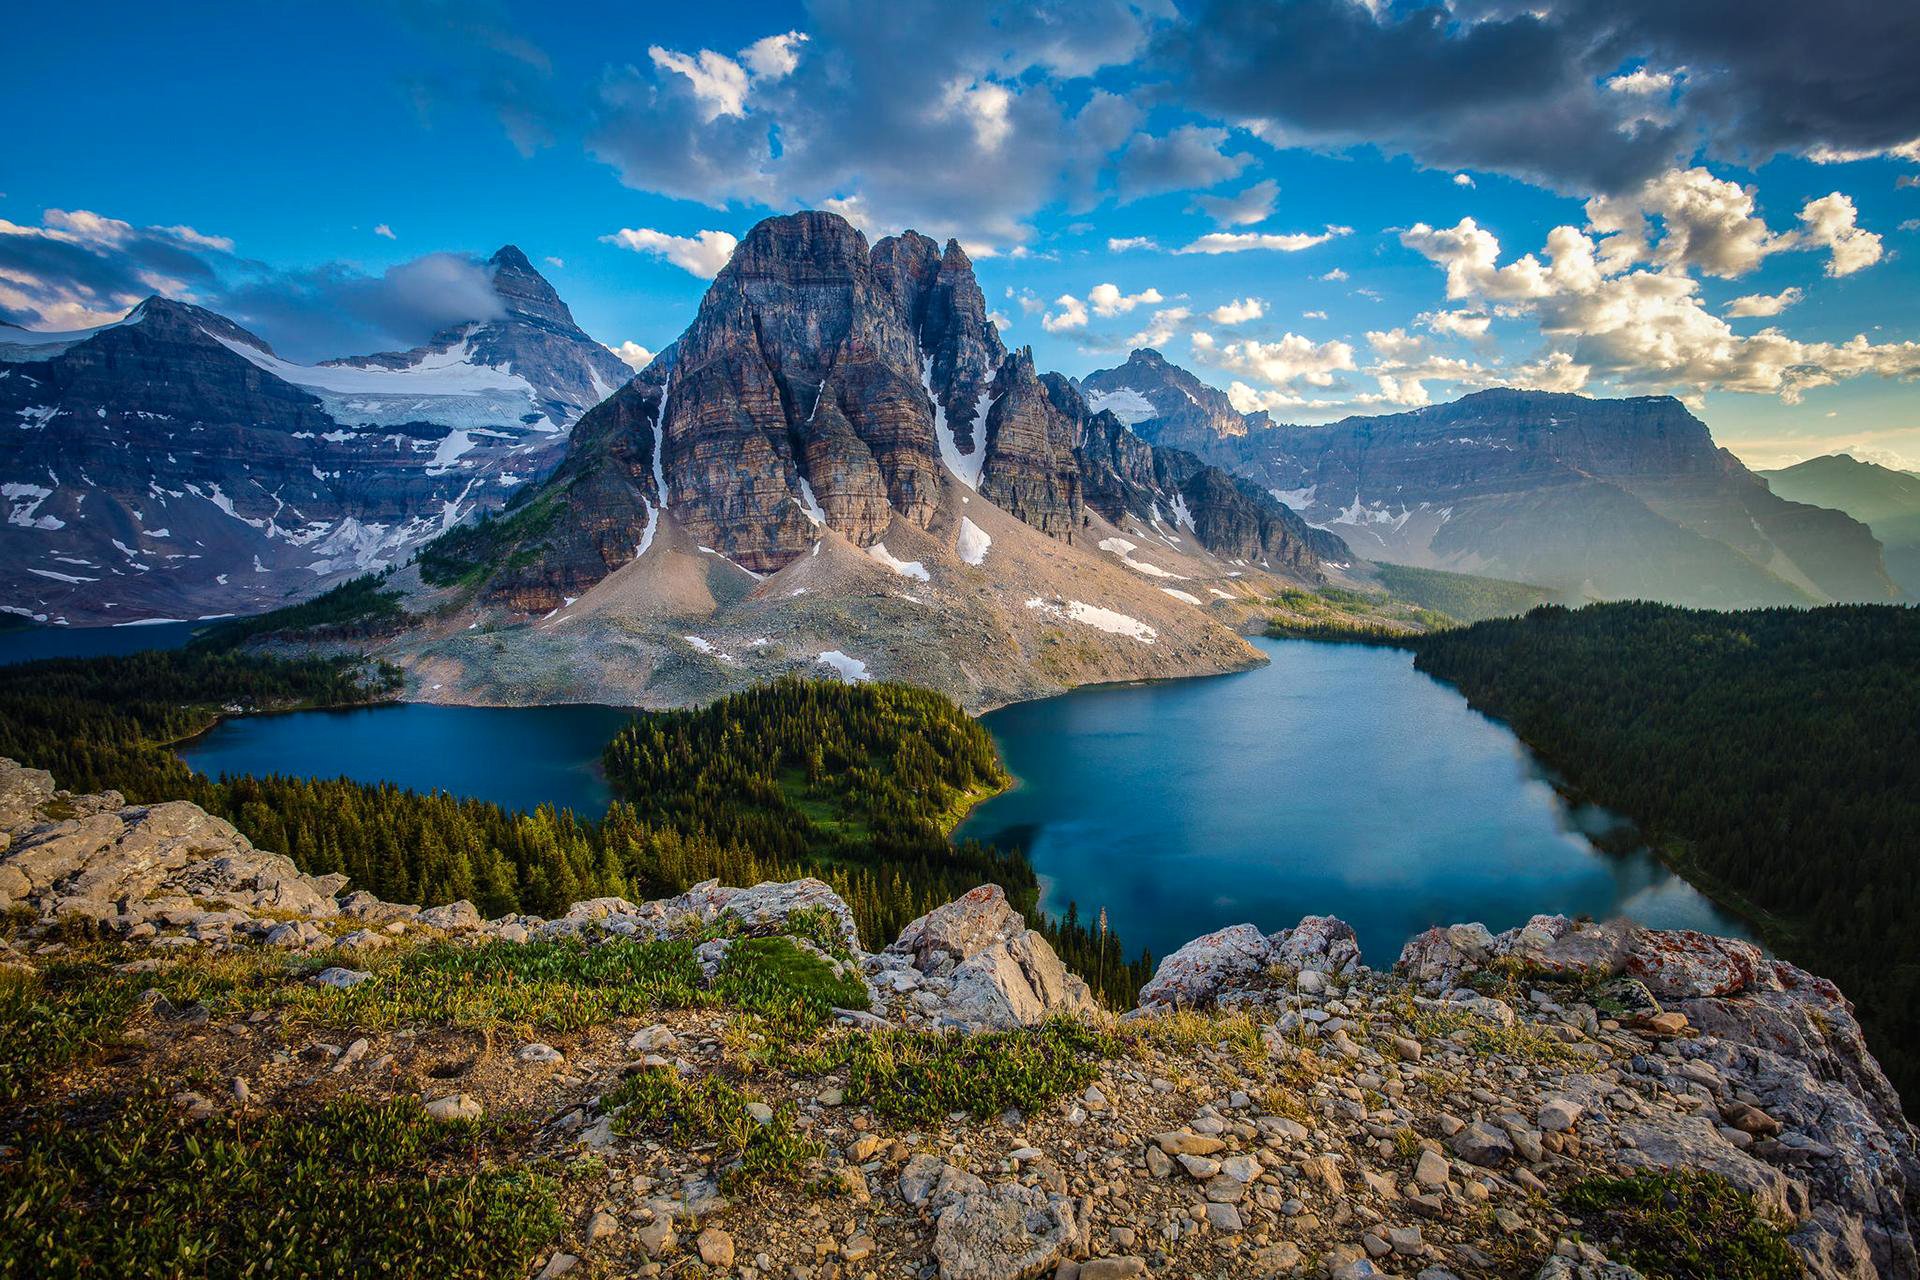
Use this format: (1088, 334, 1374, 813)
(4, 757, 1911, 1280)
(396, 212, 1341, 709)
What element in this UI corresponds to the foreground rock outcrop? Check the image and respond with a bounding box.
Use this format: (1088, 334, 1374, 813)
(4, 757, 1912, 1280)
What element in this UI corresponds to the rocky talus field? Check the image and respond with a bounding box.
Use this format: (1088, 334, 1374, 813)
(1, 755, 1913, 1280)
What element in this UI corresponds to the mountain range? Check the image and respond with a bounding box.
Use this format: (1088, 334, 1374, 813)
(1084, 348, 1900, 608)
(3, 210, 1905, 705)
(0, 247, 629, 625)
(391, 212, 1337, 709)
(1761, 453, 1920, 597)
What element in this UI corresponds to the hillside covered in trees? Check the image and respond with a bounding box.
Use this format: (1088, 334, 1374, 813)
(1414, 602, 1920, 1097)
(0, 654, 1148, 1003)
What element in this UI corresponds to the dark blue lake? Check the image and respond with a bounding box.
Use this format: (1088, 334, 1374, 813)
(956, 637, 1747, 966)
(0, 619, 204, 665)
(178, 703, 634, 817)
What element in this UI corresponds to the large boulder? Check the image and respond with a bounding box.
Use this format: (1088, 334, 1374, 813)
(0, 792, 342, 924)
(1626, 929, 1772, 999)
(880, 885, 1096, 1030)
(1135, 923, 1273, 1010)
(1138, 916, 1362, 1010)
(1273, 914, 1361, 975)
(931, 1180, 1085, 1280)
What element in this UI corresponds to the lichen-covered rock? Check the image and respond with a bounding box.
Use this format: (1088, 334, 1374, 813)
(1626, 928, 1771, 999)
(930, 1181, 1085, 1280)
(1272, 915, 1361, 975)
(1134, 923, 1274, 1010)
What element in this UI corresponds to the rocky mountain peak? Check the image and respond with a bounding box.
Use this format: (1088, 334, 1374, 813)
(487, 243, 577, 332)
(1083, 347, 1248, 446)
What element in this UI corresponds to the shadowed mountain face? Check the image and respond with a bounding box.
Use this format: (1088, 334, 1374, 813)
(446, 212, 1344, 613)
(0, 252, 629, 625)
(1763, 453, 1920, 597)
(1083, 354, 1900, 608)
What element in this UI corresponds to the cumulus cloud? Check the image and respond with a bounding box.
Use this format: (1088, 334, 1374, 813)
(588, 2, 1174, 246)
(611, 340, 657, 370)
(1452, 173, 1475, 188)
(600, 226, 740, 278)
(1042, 294, 1089, 332)
(1584, 168, 1882, 280)
(1422, 309, 1492, 340)
(374, 224, 397, 240)
(1318, 268, 1348, 281)
(1126, 306, 1191, 348)
(1176, 226, 1351, 255)
(1194, 331, 1357, 393)
(1193, 178, 1279, 226)
(1208, 297, 1264, 324)
(1087, 282, 1164, 316)
(1724, 288, 1803, 318)
(1399, 207, 1920, 403)
(1107, 236, 1161, 253)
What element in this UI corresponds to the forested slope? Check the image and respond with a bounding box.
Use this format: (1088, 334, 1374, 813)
(0, 656, 1148, 1003)
(1414, 602, 1920, 1096)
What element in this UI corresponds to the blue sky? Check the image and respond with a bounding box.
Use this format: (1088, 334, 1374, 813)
(6, 0, 1920, 468)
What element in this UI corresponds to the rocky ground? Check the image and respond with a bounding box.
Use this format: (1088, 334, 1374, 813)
(2, 756, 1913, 1280)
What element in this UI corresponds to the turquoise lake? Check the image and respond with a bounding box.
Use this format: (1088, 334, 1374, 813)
(169, 636, 1745, 965)
(954, 638, 1747, 965)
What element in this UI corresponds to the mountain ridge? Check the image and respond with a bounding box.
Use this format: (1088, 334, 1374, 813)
(1085, 354, 1899, 609)
(0, 251, 629, 625)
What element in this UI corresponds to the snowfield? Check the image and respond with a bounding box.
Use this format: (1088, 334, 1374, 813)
(816, 650, 871, 681)
(1097, 536, 1184, 579)
(1024, 597, 1158, 643)
(1085, 386, 1157, 425)
(956, 517, 992, 566)
(867, 542, 931, 581)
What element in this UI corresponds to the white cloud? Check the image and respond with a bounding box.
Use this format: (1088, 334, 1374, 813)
(1607, 67, 1680, 96)
(1795, 193, 1883, 277)
(741, 31, 807, 80)
(1194, 331, 1357, 391)
(611, 341, 656, 370)
(1042, 294, 1089, 332)
(1452, 173, 1474, 188)
(1193, 178, 1279, 227)
(1723, 288, 1803, 318)
(1583, 168, 1881, 280)
(1400, 210, 1920, 404)
(987, 309, 1011, 330)
(374, 224, 397, 240)
(600, 226, 739, 278)
(648, 45, 752, 121)
(1422, 309, 1492, 340)
(1107, 236, 1160, 253)
(1301, 309, 1327, 319)
(1087, 282, 1163, 316)
(1367, 328, 1426, 359)
(1318, 268, 1349, 282)
(1126, 306, 1190, 348)
(1176, 226, 1351, 255)
(544, 256, 565, 269)
(1208, 297, 1264, 325)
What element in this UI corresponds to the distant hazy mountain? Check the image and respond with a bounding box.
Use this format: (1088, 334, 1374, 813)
(1083, 352, 1899, 609)
(0, 249, 630, 625)
(1762, 453, 1920, 596)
